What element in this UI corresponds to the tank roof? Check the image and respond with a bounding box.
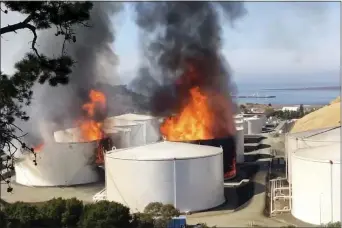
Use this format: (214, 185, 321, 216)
(293, 143, 340, 163)
(114, 113, 157, 121)
(106, 141, 223, 161)
(289, 126, 340, 143)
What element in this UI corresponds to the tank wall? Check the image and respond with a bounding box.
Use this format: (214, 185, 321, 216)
(291, 156, 341, 225)
(174, 154, 225, 212)
(247, 119, 262, 134)
(243, 121, 249, 134)
(54, 128, 82, 143)
(235, 129, 244, 163)
(106, 158, 175, 212)
(105, 154, 225, 213)
(145, 119, 161, 144)
(287, 136, 337, 183)
(15, 142, 100, 186)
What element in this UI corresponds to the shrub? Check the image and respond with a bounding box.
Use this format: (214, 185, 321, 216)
(143, 202, 163, 217)
(143, 202, 180, 228)
(0, 210, 8, 227)
(130, 213, 154, 228)
(80, 201, 131, 228)
(39, 197, 67, 227)
(3, 202, 40, 227)
(61, 198, 83, 227)
(323, 222, 341, 227)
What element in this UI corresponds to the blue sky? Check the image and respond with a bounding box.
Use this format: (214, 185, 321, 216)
(1, 2, 340, 86)
(114, 2, 340, 85)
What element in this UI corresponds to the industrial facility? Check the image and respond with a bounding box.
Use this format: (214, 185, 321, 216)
(8, 110, 337, 227)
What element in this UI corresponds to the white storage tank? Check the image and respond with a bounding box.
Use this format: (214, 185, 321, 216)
(235, 126, 244, 163)
(286, 127, 340, 183)
(114, 113, 161, 144)
(103, 127, 131, 149)
(15, 128, 100, 186)
(245, 117, 263, 134)
(105, 141, 225, 213)
(291, 143, 340, 225)
(104, 117, 145, 147)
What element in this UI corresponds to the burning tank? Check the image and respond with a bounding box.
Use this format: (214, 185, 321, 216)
(14, 89, 113, 186)
(159, 59, 237, 180)
(134, 2, 245, 180)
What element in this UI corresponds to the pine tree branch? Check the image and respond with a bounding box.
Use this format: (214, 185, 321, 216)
(0, 15, 40, 58)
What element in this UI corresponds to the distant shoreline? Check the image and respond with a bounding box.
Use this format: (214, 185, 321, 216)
(261, 86, 340, 91)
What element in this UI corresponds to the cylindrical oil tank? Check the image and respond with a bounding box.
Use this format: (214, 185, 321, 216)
(113, 114, 162, 144)
(291, 143, 340, 225)
(104, 117, 145, 147)
(246, 117, 263, 134)
(286, 127, 340, 183)
(15, 129, 100, 186)
(105, 141, 225, 213)
(103, 128, 131, 149)
(235, 126, 244, 163)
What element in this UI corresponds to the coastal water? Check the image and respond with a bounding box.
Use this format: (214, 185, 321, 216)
(234, 81, 340, 105)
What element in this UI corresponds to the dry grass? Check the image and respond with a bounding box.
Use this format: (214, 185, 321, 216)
(291, 97, 340, 133)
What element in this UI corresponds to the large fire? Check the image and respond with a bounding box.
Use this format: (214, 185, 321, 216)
(161, 86, 214, 141)
(77, 90, 106, 142)
(160, 60, 235, 141)
(77, 89, 107, 165)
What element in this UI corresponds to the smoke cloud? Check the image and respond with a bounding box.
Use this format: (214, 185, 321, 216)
(134, 2, 245, 120)
(18, 2, 122, 144)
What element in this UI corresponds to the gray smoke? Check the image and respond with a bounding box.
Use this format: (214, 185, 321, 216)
(134, 2, 245, 117)
(18, 2, 122, 144)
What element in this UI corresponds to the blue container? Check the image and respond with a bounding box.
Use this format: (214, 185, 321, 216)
(167, 215, 186, 228)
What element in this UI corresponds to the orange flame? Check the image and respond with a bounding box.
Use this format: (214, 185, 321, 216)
(161, 86, 214, 141)
(77, 89, 106, 142)
(33, 143, 44, 153)
(82, 90, 106, 117)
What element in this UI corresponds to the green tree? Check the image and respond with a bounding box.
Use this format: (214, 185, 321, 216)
(80, 201, 131, 228)
(299, 104, 304, 117)
(143, 202, 180, 228)
(0, 1, 93, 191)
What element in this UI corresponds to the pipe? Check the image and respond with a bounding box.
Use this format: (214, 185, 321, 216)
(329, 160, 333, 223)
(173, 158, 177, 208)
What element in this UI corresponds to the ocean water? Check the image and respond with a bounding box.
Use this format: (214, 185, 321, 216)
(234, 81, 340, 105)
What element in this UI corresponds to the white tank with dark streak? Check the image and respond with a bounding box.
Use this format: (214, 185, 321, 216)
(114, 113, 162, 144)
(104, 117, 145, 147)
(15, 132, 100, 187)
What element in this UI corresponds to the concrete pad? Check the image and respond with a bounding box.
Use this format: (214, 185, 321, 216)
(1, 177, 104, 204)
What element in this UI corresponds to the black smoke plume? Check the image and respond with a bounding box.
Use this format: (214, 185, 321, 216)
(134, 2, 245, 132)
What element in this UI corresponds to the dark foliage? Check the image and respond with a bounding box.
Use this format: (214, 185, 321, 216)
(80, 201, 131, 228)
(0, 1, 93, 191)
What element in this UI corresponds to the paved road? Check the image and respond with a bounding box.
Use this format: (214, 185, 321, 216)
(1, 178, 104, 204)
(186, 166, 295, 227)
